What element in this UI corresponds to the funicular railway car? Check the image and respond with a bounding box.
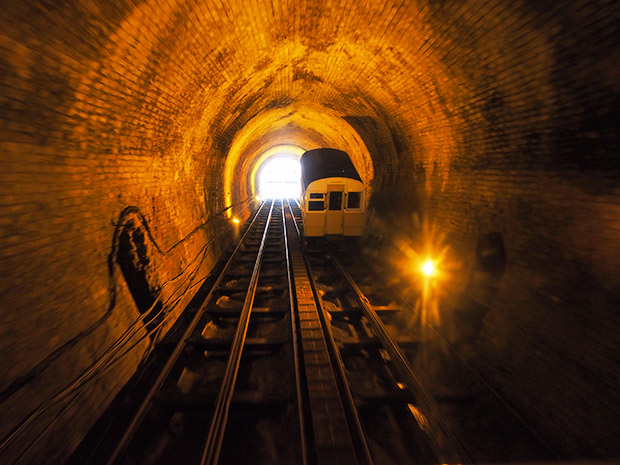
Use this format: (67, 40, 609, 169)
(300, 148, 366, 237)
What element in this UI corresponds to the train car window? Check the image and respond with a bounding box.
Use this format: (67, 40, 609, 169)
(308, 200, 325, 211)
(329, 191, 343, 210)
(309, 193, 324, 199)
(347, 192, 361, 209)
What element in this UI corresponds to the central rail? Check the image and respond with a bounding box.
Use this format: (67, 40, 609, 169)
(283, 198, 364, 465)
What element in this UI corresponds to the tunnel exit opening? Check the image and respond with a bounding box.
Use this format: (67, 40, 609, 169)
(257, 155, 301, 199)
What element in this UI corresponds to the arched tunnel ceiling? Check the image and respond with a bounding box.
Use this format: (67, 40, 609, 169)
(4, 0, 617, 214)
(5, 0, 580, 216)
(60, 0, 544, 205)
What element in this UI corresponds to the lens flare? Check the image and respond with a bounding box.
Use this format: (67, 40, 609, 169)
(390, 219, 458, 327)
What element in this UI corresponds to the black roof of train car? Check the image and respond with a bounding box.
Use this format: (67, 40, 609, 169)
(300, 148, 362, 189)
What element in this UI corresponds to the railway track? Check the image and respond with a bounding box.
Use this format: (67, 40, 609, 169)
(284, 199, 466, 465)
(98, 199, 299, 465)
(78, 198, 466, 465)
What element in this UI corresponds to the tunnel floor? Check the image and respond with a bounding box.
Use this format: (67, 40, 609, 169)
(65, 200, 571, 465)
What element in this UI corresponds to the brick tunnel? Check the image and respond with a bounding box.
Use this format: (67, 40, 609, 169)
(1, 1, 619, 464)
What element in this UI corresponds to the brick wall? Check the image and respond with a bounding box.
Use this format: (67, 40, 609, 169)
(0, 1, 236, 462)
(0, 0, 618, 462)
(400, 1, 620, 457)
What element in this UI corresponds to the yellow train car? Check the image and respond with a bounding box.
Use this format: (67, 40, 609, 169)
(300, 148, 366, 237)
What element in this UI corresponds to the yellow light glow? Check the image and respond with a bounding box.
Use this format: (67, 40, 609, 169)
(255, 195, 261, 201)
(407, 404, 429, 431)
(394, 220, 453, 327)
(422, 260, 434, 276)
(232, 218, 240, 224)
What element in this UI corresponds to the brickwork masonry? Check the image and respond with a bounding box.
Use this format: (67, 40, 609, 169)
(1, 0, 619, 462)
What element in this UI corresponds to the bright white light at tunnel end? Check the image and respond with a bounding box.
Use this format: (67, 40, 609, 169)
(257, 155, 301, 199)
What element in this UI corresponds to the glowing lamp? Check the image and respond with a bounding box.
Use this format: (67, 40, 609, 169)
(232, 218, 240, 224)
(422, 260, 434, 276)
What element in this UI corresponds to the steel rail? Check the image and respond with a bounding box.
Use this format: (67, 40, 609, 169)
(282, 199, 309, 465)
(286, 198, 302, 238)
(200, 199, 276, 465)
(356, 251, 558, 459)
(286, 200, 373, 465)
(104, 200, 270, 465)
(332, 257, 471, 464)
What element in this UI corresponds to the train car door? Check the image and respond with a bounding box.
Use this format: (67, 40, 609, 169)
(326, 184, 344, 234)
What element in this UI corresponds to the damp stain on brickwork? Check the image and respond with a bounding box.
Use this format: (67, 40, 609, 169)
(116, 215, 163, 340)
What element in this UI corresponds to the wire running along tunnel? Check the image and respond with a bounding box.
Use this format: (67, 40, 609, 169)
(0, 1, 619, 463)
